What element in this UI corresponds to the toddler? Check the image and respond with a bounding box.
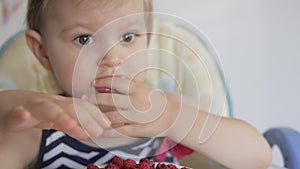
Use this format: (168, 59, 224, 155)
(0, 0, 272, 169)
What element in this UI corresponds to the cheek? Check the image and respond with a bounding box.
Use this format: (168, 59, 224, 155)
(51, 59, 76, 95)
(122, 51, 148, 83)
(43, 34, 99, 96)
(49, 52, 97, 97)
(134, 56, 148, 81)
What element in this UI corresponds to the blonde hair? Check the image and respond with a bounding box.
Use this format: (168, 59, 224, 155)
(27, 0, 153, 32)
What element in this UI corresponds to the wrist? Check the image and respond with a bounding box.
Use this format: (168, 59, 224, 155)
(164, 95, 199, 141)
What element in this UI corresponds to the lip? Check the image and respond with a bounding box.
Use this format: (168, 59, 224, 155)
(95, 75, 124, 94)
(95, 87, 121, 94)
(95, 87, 113, 93)
(97, 74, 124, 79)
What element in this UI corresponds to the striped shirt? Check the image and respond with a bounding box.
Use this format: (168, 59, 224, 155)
(37, 130, 177, 169)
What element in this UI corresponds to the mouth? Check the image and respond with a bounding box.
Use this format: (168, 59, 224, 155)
(96, 87, 111, 93)
(97, 74, 124, 79)
(95, 87, 116, 93)
(95, 75, 124, 94)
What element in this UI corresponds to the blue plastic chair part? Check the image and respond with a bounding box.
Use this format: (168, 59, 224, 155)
(264, 127, 300, 169)
(0, 30, 26, 59)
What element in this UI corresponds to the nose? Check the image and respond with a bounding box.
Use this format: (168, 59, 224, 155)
(98, 45, 126, 67)
(99, 56, 123, 67)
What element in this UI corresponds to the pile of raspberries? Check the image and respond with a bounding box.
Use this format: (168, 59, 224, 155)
(87, 156, 190, 169)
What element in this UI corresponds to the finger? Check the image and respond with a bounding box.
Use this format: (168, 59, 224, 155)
(7, 106, 78, 132)
(114, 123, 167, 138)
(105, 111, 132, 125)
(28, 101, 79, 131)
(77, 100, 111, 128)
(82, 93, 131, 110)
(108, 108, 163, 124)
(102, 128, 126, 138)
(73, 103, 107, 137)
(113, 124, 148, 138)
(102, 109, 169, 138)
(64, 126, 89, 140)
(99, 105, 117, 113)
(51, 121, 89, 140)
(93, 77, 136, 95)
(48, 114, 90, 140)
(49, 113, 78, 131)
(6, 106, 39, 131)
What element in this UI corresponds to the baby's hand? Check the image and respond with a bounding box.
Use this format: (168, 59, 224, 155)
(5, 92, 111, 140)
(84, 77, 184, 138)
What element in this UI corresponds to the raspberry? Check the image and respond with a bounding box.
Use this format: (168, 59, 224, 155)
(123, 159, 136, 169)
(87, 156, 190, 169)
(140, 158, 155, 168)
(139, 158, 150, 163)
(137, 161, 150, 169)
(156, 163, 166, 169)
(111, 156, 123, 168)
(166, 164, 178, 169)
(87, 164, 100, 169)
(104, 163, 120, 169)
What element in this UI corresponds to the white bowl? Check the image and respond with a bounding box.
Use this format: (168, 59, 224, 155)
(98, 162, 191, 168)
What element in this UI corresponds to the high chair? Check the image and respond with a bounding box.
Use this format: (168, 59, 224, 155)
(0, 14, 234, 168)
(264, 127, 300, 169)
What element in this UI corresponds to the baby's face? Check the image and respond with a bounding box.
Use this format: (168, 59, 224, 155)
(40, 0, 148, 97)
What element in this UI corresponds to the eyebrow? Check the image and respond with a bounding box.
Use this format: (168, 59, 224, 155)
(61, 22, 100, 34)
(117, 17, 147, 29)
(62, 17, 146, 34)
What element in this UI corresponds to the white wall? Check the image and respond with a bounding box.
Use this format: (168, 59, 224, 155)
(0, 0, 27, 46)
(154, 0, 300, 165)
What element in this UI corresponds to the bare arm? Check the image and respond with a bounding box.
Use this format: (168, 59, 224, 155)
(87, 77, 272, 169)
(0, 90, 111, 143)
(0, 128, 41, 169)
(172, 106, 272, 169)
(0, 89, 113, 168)
(109, 100, 272, 169)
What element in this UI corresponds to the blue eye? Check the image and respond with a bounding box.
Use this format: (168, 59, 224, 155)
(74, 35, 94, 46)
(120, 32, 137, 43)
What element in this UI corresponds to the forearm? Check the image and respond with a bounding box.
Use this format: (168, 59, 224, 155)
(0, 91, 41, 168)
(0, 90, 21, 140)
(0, 127, 41, 169)
(169, 107, 272, 169)
(0, 90, 39, 114)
